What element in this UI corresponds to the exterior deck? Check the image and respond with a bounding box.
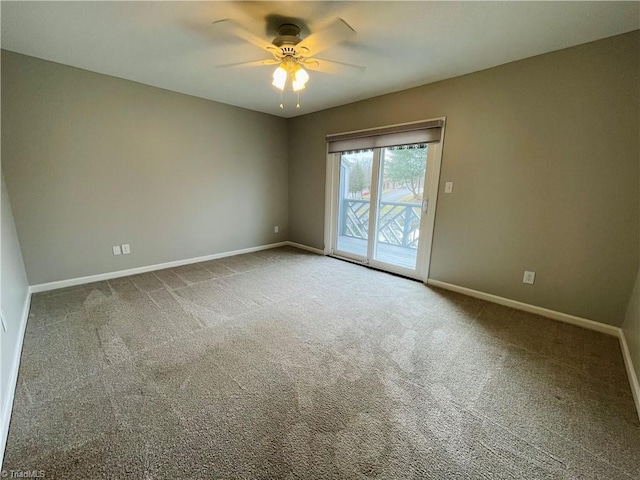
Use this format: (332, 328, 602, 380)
(336, 235, 417, 270)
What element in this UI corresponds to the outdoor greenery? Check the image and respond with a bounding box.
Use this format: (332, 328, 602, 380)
(384, 148, 427, 199)
(348, 161, 368, 197)
(343, 147, 427, 201)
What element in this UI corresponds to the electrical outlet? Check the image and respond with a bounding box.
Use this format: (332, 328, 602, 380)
(121, 244, 131, 255)
(113, 245, 122, 256)
(523, 271, 536, 285)
(274, 226, 279, 233)
(445, 182, 454, 193)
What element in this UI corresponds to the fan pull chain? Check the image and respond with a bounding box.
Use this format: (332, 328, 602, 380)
(296, 91, 300, 109)
(279, 90, 284, 109)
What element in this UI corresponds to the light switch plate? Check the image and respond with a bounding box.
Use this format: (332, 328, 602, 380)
(445, 182, 454, 193)
(113, 245, 122, 256)
(523, 271, 536, 285)
(121, 244, 131, 255)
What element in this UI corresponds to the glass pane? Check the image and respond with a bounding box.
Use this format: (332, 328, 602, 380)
(373, 145, 428, 269)
(336, 150, 374, 258)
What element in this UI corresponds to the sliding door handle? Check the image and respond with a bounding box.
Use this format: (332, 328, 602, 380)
(422, 198, 429, 214)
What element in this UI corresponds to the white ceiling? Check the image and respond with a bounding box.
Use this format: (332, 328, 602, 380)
(1, 1, 638, 118)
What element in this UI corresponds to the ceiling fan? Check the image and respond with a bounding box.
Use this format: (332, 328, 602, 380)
(212, 18, 365, 109)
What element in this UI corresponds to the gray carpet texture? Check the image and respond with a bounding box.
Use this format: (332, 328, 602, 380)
(3, 246, 639, 479)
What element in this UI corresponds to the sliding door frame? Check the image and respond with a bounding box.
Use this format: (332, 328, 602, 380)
(324, 117, 446, 281)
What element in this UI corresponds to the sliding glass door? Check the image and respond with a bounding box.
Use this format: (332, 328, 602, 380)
(336, 149, 375, 258)
(373, 145, 427, 270)
(329, 124, 443, 280)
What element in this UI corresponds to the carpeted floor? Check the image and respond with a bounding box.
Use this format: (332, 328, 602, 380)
(3, 246, 639, 479)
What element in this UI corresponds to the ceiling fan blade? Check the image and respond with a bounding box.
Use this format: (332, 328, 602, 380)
(297, 18, 356, 57)
(211, 19, 277, 54)
(303, 58, 365, 76)
(216, 59, 280, 69)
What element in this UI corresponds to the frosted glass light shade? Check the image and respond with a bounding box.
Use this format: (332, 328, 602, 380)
(292, 67, 309, 91)
(272, 65, 287, 90)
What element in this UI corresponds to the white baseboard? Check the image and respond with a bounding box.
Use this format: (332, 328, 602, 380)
(286, 242, 326, 255)
(619, 330, 640, 422)
(427, 278, 640, 420)
(30, 242, 289, 293)
(0, 292, 32, 469)
(426, 279, 620, 337)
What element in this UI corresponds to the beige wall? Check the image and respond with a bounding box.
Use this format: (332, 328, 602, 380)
(622, 55, 640, 388)
(2, 33, 639, 326)
(623, 271, 640, 382)
(1, 51, 289, 285)
(288, 31, 640, 327)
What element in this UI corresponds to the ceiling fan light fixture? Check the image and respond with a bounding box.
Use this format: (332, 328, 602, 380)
(272, 64, 287, 90)
(212, 18, 363, 110)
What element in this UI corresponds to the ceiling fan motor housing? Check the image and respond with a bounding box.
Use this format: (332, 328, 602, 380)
(272, 23, 306, 58)
(275, 24, 301, 41)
